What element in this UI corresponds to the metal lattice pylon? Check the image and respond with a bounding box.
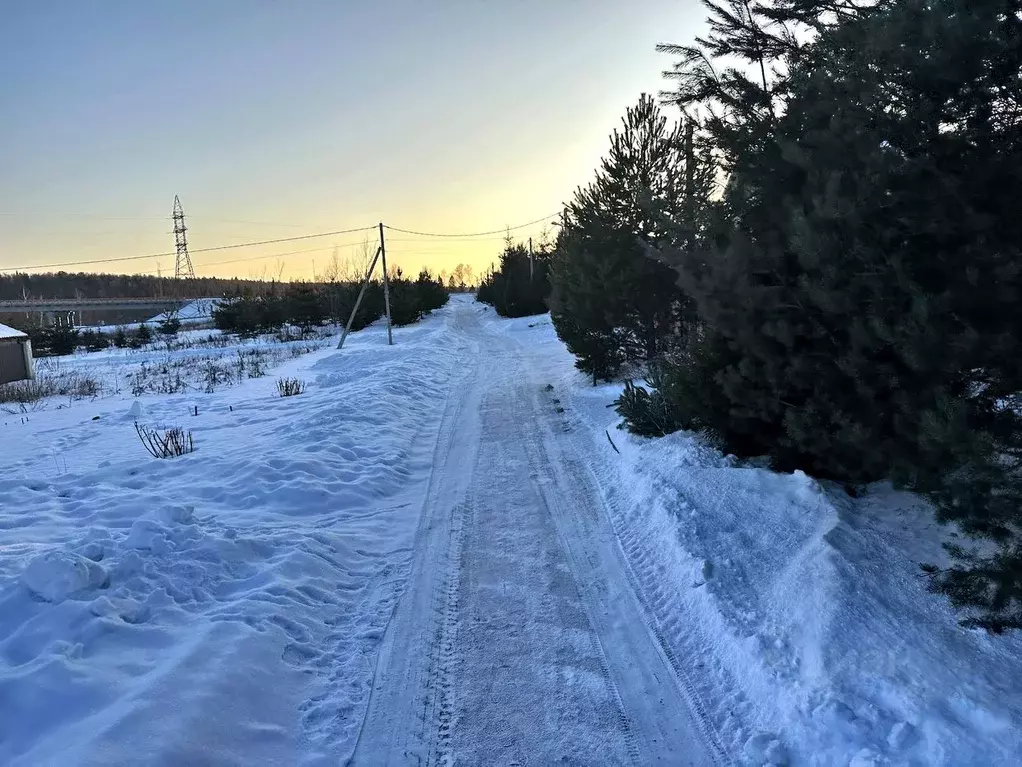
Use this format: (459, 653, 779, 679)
(172, 195, 195, 279)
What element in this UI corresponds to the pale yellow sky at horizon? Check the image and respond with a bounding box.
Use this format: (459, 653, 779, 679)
(1, 1, 707, 282)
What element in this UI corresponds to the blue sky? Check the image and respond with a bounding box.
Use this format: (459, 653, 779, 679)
(0, 1, 704, 278)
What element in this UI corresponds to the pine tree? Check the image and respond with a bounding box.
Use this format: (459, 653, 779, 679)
(80, 329, 110, 352)
(549, 226, 626, 383)
(549, 94, 713, 379)
(415, 268, 449, 314)
(158, 312, 181, 336)
(285, 285, 325, 332)
(112, 326, 129, 349)
(388, 268, 424, 326)
(476, 241, 551, 318)
(44, 324, 79, 356)
(135, 322, 153, 347)
(650, 0, 1022, 630)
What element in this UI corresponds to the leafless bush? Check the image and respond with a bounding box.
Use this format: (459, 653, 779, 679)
(0, 378, 58, 405)
(202, 360, 233, 393)
(277, 377, 306, 397)
(69, 375, 100, 398)
(134, 422, 195, 458)
(0, 370, 102, 407)
(249, 351, 266, 378)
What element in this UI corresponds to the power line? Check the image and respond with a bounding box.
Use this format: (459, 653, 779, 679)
(0, 213, 169, 221)
(196, 240, 371, 269)
(0, 212, 339, 229)
(188, 226, 374, 254)
(384, 236, 511, 244)
(383, 213, 559, 238)
(186, 216, 315, 229)
(0, 224, 377, 273)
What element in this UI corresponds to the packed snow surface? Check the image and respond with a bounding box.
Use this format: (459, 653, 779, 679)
(1, 294, 1019, 765)
(0, 323, 27, 340)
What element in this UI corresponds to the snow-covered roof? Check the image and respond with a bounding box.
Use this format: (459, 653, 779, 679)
(0, 322, 27, 340)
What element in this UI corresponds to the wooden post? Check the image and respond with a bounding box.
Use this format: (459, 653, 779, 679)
(337, 247, 382, 350)
(529, 237, 534, 282)
(379, 222, 393, 345)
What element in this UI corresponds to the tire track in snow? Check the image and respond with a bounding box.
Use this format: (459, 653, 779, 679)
(424, 498, 466, 765)
(352, 303, 720, 765)
(519, 413, 643, 766)
(521, 379, 724, 765)
(563, 419, 753, 758)
(347, 310, 485, 765)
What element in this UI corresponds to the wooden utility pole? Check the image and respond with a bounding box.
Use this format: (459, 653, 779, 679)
(528, 237, 534, 282)
(337, 247, 382, 350)
(379, 222, 393, 345)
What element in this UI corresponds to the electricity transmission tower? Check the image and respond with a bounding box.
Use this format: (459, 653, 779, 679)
(172, 195, 195, 279)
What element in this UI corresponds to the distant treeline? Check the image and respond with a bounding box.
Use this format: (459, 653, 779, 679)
(0, 272, 277, 301)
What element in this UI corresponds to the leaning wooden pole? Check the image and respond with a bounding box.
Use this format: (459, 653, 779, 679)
(379, 222, 393, 345)
(337, 246, 382, 350)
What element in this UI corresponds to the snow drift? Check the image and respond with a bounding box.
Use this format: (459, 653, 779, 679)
(0, 307, 466, 765)
(503, 310, 1022, 767)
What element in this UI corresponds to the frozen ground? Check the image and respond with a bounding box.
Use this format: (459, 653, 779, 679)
(1, 294, 1019, 765)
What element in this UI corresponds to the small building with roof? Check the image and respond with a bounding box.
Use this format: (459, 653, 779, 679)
(0, 323, 35, 384)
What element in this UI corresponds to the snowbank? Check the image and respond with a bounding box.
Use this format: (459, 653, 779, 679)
(148, 297, 219, 325)
(0, 301, 469, 764)
(504, 310, 1022, 767)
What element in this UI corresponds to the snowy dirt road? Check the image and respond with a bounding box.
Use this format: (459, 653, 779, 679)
(351, 301, 720, 765)
(0, 295, 722, 766)
(8, 294, 1019, 765)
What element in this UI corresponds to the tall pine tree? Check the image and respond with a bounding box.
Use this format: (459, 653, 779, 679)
(649, 0, 1022, 630)
(550, 94, 713, 381)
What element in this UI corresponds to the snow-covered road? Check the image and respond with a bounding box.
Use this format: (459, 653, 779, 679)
(7, 293, 1015, 765)
(352, 303, 718, 765)
(1, 295, 717, 765)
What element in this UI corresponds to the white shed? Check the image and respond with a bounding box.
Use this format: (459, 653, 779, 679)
(0, 323, 34, 384)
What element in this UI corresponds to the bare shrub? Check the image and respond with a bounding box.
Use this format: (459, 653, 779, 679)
(0, 371, 101, 407)
(69, 375, 100, 399)
(201, 360, 233, 393)
(0, 378, 58, 405)
(277, 377, 306, 397)
(134, 422, 195, 458)
(248, 352, 266, 378)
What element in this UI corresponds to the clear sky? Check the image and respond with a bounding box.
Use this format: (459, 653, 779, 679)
(0, 1, 705, 281)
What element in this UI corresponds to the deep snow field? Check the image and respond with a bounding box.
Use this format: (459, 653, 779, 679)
(1, 294, 1019, 766)
(1, 310, 465, 764)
